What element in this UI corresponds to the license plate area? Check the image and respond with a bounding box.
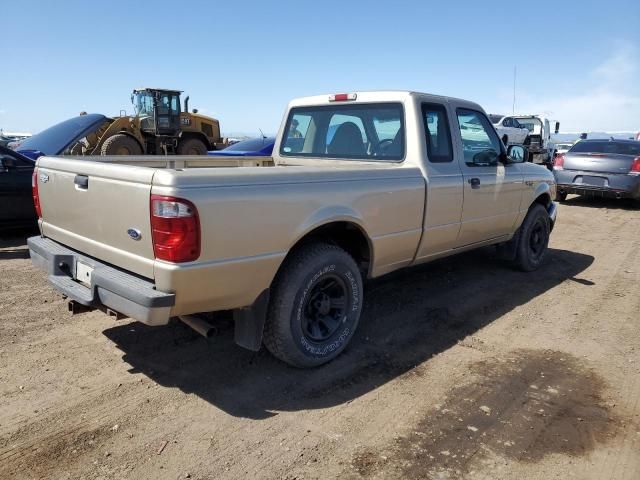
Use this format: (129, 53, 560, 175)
(75, 261, 94, 287)
(580, 176, 607, 187)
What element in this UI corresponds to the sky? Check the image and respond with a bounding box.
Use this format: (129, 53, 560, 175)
(1, 0, 639, 136)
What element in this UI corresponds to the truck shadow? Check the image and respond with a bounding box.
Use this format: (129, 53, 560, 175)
(0, 228, 36, 259)
(102, 247, 594, 420)
(561, 195, 639, 210)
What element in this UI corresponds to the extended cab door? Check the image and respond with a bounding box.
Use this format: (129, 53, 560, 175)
(453, 108, 523, 247)
(415, 101, 464, 260)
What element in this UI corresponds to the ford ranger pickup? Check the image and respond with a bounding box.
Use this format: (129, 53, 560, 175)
(28, 91, 558, 367)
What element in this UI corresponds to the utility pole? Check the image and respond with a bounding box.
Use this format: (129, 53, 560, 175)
(512, 66, 517, 114)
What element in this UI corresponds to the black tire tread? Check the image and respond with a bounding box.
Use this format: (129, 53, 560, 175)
(177, 138, 208, 155)
(514, 203, 550, 272)
(100, 134, 142, 155)
(263, 242, 360, 367)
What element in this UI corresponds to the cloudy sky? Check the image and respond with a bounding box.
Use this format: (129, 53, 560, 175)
(1, 0, 638, 135)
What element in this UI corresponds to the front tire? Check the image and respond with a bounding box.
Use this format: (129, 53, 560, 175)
(100, 134, 143, 155)
(263, 243, 363, 368)
(177, 138, 208, 155)
(513, 204, 550, 272)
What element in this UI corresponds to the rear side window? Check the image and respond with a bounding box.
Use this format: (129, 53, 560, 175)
(421, 103, 453, 163)
(280, 103, 405, 161)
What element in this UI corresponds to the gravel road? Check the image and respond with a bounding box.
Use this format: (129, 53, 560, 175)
(1, 195, 638, 480)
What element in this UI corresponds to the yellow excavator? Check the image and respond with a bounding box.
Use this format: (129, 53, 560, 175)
(69, 88, 226, 156)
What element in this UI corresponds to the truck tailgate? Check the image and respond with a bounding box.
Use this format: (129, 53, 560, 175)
(36, 156, 156, 279)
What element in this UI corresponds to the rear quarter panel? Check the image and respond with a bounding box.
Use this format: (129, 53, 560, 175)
(150, 165, 425, 314)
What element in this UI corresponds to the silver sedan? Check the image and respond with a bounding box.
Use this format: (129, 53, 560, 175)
(553, 139, 640, 202)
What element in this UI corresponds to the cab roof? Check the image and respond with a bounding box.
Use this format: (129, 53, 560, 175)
(287, 90, 484, 111)
(133, 88, 183, 94)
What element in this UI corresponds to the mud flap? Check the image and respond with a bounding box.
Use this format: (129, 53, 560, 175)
(496, 229, 520, 261)
(233, 289, 270, 351)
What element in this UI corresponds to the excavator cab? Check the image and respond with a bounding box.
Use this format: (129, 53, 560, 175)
(131, 88, 181, 137)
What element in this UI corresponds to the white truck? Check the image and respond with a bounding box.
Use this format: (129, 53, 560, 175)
(513, 115, 560, 168)
(489, 115, 530, 146)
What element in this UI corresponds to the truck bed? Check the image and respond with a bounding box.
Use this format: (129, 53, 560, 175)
(34, 154, 426, 317)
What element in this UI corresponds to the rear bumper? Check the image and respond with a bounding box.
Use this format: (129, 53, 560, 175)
(28, 236, 175, 326)
(555, 171, 640, 199)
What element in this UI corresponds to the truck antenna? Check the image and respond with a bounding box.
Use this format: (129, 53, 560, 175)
(512, 65, 517, 114)
(259, 128, 266, 139)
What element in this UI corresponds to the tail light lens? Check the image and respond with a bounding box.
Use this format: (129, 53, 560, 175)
(553, 153, 565, 170)
(630, 157, 640, 176)
(31, 168, 42, 218)
(150, 195, 200, 263)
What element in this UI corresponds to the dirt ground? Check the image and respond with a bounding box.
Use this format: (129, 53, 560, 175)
(1, 195, 638, 480)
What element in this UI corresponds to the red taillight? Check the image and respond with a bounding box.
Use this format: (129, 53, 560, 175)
(329, 93, 357, 102)
(32, 168, 42, 218)
(553, 153, 565, 170)
(150, 195, 200, 263)
(630, 157, 640, 175)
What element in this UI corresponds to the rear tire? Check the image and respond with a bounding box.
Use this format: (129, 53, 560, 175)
(177, 138, 208, 155)
(556, 191, 567, 202)
(263, 243, 363, 368)
(513, 204, 550, 272)
(101, 134, 143, 155)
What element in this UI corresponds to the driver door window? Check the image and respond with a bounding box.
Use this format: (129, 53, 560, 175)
(456, 109, 502, 166)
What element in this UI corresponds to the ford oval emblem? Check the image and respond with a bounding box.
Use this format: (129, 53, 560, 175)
(127, 228, 142, 241)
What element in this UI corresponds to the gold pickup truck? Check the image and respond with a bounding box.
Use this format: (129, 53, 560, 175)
(28, 91, 557, 367)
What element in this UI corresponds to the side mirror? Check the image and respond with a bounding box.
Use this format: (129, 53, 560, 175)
(554, 122, 560, 134)
(507, 144, 527, 163)
(1, 155, 16, 169)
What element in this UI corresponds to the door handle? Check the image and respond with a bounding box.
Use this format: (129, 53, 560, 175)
(74, 174, 89, 190)
(468, 177, 481, 189)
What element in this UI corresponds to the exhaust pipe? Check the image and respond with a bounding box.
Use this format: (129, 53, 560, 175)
(179, 315, 214, 338)
(184, 96, 189, 114)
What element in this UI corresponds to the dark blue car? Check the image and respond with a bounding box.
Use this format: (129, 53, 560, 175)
(209, 137, 275, 157)
(17, 114, 109, 160)
(0, 145, 37, 227)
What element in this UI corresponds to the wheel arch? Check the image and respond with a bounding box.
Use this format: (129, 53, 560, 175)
(284, 218, 374, 279)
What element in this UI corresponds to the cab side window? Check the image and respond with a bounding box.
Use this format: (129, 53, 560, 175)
(421, 103, 453, 163)
(456, 109, 503, 166)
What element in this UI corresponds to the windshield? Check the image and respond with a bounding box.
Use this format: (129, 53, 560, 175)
(280, 103, 405, 161)
(224, 137, 274, 151)
(514, 117, 542, 133)
(570, 141, 640, 156)
(133, 92, 155, 117)
(17, 114, 107, 155)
